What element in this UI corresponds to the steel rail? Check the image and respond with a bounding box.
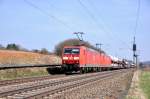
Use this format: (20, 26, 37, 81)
(9, 69, 130, 99)
(0, 64, 61, 70)
(1, 69, 132, 99)
(0, 70, 117, 98)
(0, 75, 65, 87)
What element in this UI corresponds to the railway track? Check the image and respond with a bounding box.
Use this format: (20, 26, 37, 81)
(0, 75, 66, 87)
(0, 71, 111, 98)
(0, 69, 133, 99)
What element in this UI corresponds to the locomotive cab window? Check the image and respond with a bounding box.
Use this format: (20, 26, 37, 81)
(64, 48, 80, 54)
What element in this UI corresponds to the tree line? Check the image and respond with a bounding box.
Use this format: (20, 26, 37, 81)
(0, 39, 105, 56)
(54, 39, 105, 56)
(0, 43, 50, 55)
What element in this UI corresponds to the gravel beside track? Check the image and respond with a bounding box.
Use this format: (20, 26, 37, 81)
(0, 71, 114, 98)
(0, 70, 132, 99)
(47, 69, 134, 99)
(0, 69, 134, 99)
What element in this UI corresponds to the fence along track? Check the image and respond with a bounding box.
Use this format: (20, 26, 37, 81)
(1, 69, 132, 99)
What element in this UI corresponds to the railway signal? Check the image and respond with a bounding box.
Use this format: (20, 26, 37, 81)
(133, 36, 138, 68)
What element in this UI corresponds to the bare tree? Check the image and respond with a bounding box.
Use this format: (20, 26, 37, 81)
(54, 39, 105, 56)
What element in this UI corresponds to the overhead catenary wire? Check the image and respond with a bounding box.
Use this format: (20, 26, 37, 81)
(77, 0, 131, 50)
(134, 0, 141, 36)
(77, 0, 112, 40)
(46, 0, 83, 35)
(132, 0, 141, 64)
(86, 0, 131, 49)
(24, 0, 138, 52)
(24, 0, 73, 31)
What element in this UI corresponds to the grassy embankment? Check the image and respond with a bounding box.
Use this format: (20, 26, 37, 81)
(0, 67, 49, 80)
(126, 70, 145, 99)
(140, 70, 150, 99)
(0, 50, 61, 80)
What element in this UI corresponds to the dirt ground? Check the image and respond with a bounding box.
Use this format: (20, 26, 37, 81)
(0, 50, 61, 65)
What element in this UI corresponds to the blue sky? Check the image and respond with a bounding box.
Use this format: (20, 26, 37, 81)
(0, 0, 149, 61)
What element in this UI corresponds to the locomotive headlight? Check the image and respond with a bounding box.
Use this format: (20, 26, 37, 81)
(74, 57, 79, 60)
(63, 57, 68, 60)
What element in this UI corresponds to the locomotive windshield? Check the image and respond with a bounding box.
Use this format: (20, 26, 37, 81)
(64, 48, 80, 54)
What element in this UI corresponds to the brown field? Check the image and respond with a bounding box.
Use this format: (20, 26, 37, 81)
(0, 50, 61, 65)
(0, 50, 62, 80)
(142, 67, 150, 71)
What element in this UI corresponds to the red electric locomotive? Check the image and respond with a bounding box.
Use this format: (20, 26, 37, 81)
(62, 45, 112, 73)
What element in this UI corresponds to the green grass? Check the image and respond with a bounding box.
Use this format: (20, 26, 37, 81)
(126, 96, 140, 99)
(140, 71, 150, 99)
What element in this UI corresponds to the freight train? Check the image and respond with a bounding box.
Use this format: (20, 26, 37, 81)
(62, 45, 134, 73)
